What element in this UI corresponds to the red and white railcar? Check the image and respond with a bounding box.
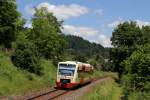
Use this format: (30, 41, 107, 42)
(56, 61, 94, 89)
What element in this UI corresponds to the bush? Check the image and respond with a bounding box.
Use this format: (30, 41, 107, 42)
(11, 32, 43, 75)
(73, 54, 87, 62)
(122, 44, 150, 91)
(128, 91, 150, 100)
(101, 62, 111, 71)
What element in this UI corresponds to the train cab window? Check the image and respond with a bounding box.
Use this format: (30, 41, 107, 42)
(58, 64, 76, 76)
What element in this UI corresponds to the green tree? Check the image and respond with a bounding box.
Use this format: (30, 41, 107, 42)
(138, 26, 150, 45)
(122, 44, 150, 91)
(73, 54, 87, 62)
(0, 0, 20, 49)
(92, 55, 105, 69)
(111, 21, 141, 47)
(110, 21, 150, 99)
(11, 31, 43, 75)
(110, 21, 141, 76)
(29, 7, 66, 60)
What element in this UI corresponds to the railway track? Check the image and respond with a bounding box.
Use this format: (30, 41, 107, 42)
(26, 76, 109, 100)
(27, 89, 69, 100)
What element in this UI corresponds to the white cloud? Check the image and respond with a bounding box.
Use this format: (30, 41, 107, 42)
(63, 24, 111, 47)
(63, 25, 98, 37)
(25, 4, 35, 15)
(108, 20, 121, 28)
(108, 19, 150, 28)
(25, 2, 89, 20)
(24, 23, 32, 28)
(38, 2, 89, 19)
(108, 18, 123, 28)
(135, 20, 150, 28)
(98, 34, 111, 47)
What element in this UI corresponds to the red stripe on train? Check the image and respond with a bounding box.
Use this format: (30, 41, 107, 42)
(56, 82, 79, 89)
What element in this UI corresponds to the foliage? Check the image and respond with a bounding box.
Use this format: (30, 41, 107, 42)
(11, 31, 43, 75)
(111, 21, 141, 47)
(0, 0, 20, 48)
(29, 8, 66, 60)
(110, 21, 150, 98)
(102, 61, 113, 71)
(137, 26, 150, 45)
(122, 44, 150, 91)
(128, 91, 150, 100)
(110, 46, 131, 76)
(89, 55, 105, 69)
(73, 54, 88, 62)
(110, 21, 150, 76)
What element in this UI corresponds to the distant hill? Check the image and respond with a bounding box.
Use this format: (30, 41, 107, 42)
(64, 35, 110, 59)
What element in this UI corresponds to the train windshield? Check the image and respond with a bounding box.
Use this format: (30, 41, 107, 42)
(58, 64, 76, 76)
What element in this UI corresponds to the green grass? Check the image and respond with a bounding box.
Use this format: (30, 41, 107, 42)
(80, 78, 122, 100)
(0, 52, 57, 96)
(128, 92, 150, 100)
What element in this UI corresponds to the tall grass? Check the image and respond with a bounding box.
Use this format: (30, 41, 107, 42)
(80, 78, 122, 100)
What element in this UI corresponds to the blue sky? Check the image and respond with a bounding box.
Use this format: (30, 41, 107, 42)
(16, 0, 150, 47)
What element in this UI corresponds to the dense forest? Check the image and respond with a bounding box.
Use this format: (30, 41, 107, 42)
(64, 35, 109, 59)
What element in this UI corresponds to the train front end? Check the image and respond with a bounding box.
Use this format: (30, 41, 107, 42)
(56, 61, 79, 89)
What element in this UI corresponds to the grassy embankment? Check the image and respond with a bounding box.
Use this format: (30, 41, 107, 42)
(0, 52, 56, 96)
(80, 77, 122, 100)
(0, 52, 106, 97)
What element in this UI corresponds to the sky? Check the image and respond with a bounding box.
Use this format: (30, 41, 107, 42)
(16, 0, 150, 47)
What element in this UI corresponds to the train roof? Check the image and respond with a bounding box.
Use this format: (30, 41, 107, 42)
(58, 61, 90, 65)
(58, 61, 78, 65)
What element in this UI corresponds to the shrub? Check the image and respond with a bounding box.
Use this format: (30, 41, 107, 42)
(128, 91, 150, 100)
(101, 62, 114, 71)
(122, 44, 150, 91)
(11, 32, 43, 75)
(73, 54, 87, 62)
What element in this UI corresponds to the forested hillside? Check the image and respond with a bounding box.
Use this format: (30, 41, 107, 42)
(64, 35, 109, 59)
